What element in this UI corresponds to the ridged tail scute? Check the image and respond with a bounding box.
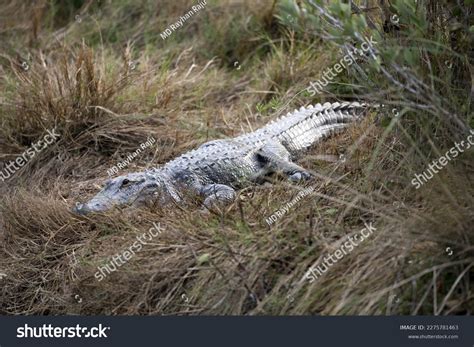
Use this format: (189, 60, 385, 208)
(266, 101, 373, 153)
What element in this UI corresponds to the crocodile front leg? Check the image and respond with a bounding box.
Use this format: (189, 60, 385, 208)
(256, 141, 312, 182)
(200, 184, 236, 210)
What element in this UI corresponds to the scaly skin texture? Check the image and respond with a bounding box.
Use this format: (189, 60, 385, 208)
(73, 101, 371, 214)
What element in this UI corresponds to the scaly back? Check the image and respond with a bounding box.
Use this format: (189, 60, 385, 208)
(238, 101, 371, 155)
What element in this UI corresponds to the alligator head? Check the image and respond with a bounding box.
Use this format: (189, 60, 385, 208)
(73, 171, 171, 215)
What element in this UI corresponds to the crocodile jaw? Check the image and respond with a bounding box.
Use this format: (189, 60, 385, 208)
(73, 197, 115, 215)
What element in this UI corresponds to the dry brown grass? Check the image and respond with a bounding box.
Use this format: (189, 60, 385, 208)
(0, 0, 472, 315)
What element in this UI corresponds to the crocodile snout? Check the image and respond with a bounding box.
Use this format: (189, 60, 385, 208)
(72, 202, 92, 215)
(72, 200, 111, 215)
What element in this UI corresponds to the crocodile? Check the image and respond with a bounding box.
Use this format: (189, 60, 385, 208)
(73, 101, 373, 215)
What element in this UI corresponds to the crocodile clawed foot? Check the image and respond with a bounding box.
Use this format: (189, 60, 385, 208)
(203, 198, 230, 213)
(200, 184, 236, 213)
(288, 170, 312, 183)
(202, 195, 235, 214)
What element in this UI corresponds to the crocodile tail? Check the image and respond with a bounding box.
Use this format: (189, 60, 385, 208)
(265, 101, 376, 154)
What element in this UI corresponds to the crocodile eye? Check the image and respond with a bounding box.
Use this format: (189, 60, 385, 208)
(121, 179, 130, 187)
